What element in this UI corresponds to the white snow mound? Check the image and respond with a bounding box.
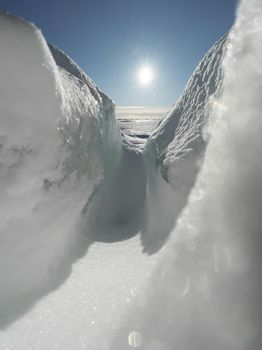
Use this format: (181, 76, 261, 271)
(0, 12, 120, 327)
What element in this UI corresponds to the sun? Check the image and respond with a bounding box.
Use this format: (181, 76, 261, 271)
(137, 65, 154, 86)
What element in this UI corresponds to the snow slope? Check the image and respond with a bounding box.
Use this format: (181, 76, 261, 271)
(0, 236, 156, 350)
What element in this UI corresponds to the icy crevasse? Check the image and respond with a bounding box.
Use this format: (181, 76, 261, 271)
(0, 10, 228, 329)
(0, 12, 120, 327)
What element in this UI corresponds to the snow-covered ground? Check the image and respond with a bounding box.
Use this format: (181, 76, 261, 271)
(1, 0, 262, 348)
(0, 237, 156, 350)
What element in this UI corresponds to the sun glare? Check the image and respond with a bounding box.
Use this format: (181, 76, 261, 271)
(137, 66, 154, 86)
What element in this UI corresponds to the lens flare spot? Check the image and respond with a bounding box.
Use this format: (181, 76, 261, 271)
(128, 331, 143, 348)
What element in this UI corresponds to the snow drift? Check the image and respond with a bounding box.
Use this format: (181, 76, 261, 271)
(111, 0, 262, 348)
(0, 12, 120, 327)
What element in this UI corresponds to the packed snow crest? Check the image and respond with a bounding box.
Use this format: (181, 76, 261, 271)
(142, 34, 226, 253)
(1, 0, 262, 348)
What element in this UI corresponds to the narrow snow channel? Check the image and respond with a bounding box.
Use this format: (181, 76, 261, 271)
(0, 95, 158, 348)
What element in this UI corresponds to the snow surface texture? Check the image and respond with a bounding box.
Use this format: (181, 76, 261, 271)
(111, 0, 262, 348)
(0, 12, 120, 328)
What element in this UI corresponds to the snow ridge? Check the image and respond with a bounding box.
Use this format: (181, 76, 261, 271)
(145, 35, 226, 178)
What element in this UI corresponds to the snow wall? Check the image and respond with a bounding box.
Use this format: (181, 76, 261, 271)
(111, 0, 262, 348)
(0, 12, 121, 327)
(142, 35, 226, 254)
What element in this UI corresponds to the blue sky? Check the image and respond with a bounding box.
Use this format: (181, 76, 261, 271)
(0, 0, 238, 107)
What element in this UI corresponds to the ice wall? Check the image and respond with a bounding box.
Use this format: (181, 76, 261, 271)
(142, 35, 226, 253)
(48, 43, 121, 179)
(111, 0, 262, 348)
(0, 12, 120, 327)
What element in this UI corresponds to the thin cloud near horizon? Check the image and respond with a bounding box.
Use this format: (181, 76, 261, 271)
(116, 106, 170, 117)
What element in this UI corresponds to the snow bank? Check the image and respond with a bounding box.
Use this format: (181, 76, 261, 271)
(111, 0, 262, 348)
(0, 12, 120, 327)
(142, 35, 226, 253)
